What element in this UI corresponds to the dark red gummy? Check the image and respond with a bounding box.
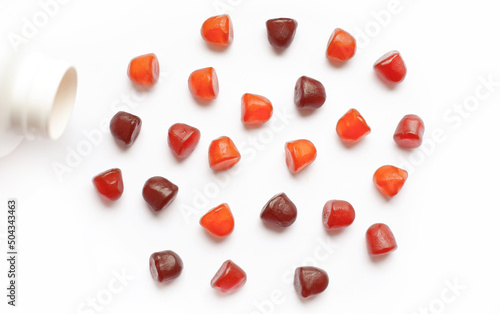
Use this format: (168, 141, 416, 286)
(322, 200, 355, 230)
(168, 123, 201, 159)
(294, 76, 326, 110)
(294, 266, 329, 299)
(366, 223, 397, 256)
(109, 111, 142, 147)
(211, 260, 247, 294)
(266, 18, 298, 50)
(92, 168, 124, 201)
(149, 250, 183, 283)
(260, 193, 297, 228)
(142, 176, 179, 212)
(393, 114, 425, 149)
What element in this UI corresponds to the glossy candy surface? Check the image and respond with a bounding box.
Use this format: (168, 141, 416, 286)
(294, 76, 326, 110)
(241, 93, 273, 126)
(373, 165, 408, 198)
(209, 136, 241, 171)
(322, 200, 355, 230)
(266, 18, 298, 50)
(127, 53, 159, 86)
(336, 109, 371, 144)
(326, 28, 356, 62)
(168, 123, 201, 159)
(188, 67, 219, 100)
(393, 114, 424, 149)
(374, 51, 406, 85)
(149, 250, 183, 283)
(92, 168, 124, 201)
(294, 266, 329, 299)
(200, 203, 234, 237)
(285, 139, 317, 174)
(366, 223, 397, 256)
(260, 193, 297, 228)
(142, 176, 179, 212)
(211, 260, 247, 294)
(201, 15, 233, 47)
(110, 111, 142, 147)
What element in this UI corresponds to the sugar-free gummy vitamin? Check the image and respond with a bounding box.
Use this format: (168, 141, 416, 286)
(294, 76, 326, 110)
(209, 136, 241, 171)
(260, 193, 297, 228)
(211, 260, 247, 294)
(366, 223, 397, 256)
(168, 123, 201, 159)
(266, 18, 298, 50)
(294, 266, 329, 299)
(241, 93, 273, 126)
(149, 250, 183, 283)
(326, 28, 356, 62)
(322, 200, 355, 230)
(92, 168, 124, 201)
(201, 15, 233, 47)
(142, 176, 179, 212)
(285, 139, 317, 174)
(373, 165, 408, 198)
(374, 51, 406, 85)
(110, 111, 142, 147)
(200, 203, 235, 238)
(336, 108, 371, 145)
(188, 67, 219, 100)
(393, 114, 424, 149)
(127, 53, 159, 86)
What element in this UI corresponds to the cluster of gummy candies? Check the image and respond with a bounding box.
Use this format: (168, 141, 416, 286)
(91, 15, 425, 299)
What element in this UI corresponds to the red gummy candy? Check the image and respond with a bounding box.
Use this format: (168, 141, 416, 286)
(168, 123, 201, 159)
(366, 223, 397, 256)
(211, 260, 247, 294)
(92, 168, 124, 201)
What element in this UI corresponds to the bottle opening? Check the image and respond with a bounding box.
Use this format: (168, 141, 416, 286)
(48, 67, 77, 140)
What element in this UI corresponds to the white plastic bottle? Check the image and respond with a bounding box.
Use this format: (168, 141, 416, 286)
(0, 50, 77, 157)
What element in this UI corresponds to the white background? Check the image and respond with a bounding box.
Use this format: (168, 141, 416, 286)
(1, 0, 499, 313)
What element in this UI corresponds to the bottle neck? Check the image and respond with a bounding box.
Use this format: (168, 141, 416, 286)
(7, 53, 77, 140)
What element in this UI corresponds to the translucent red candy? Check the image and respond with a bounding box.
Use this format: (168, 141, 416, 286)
(142, 176, 179, 212)
(127, 53, 159, 86)
(336, 108, 371, 145)
(285, 139, 317, 174)
(366, 223, 397, 256)
(373, 165, 408, 198)
(200, 203, 234, 238)
(188, 67, 219, 100)
(294, 266, 329, 299)
(92, 168, 124, 201)
(326, 28, 356, 63)
(294, 76, 326, 110)
(168, 123, 201, 159)
(149, 250, 183, 283)
(201, 15, 233, 47)
(260, 193, 297, 228)
(322, 200, 355, 230)
(393, 114, 425, 149)
(208, 136, 241, 171)
(211, 260, 247, 294)
(109, 111, 142, 147)
(241, 93, 273, 126)
(374, 51, 407, 85)
(266, 18, 298, 50)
